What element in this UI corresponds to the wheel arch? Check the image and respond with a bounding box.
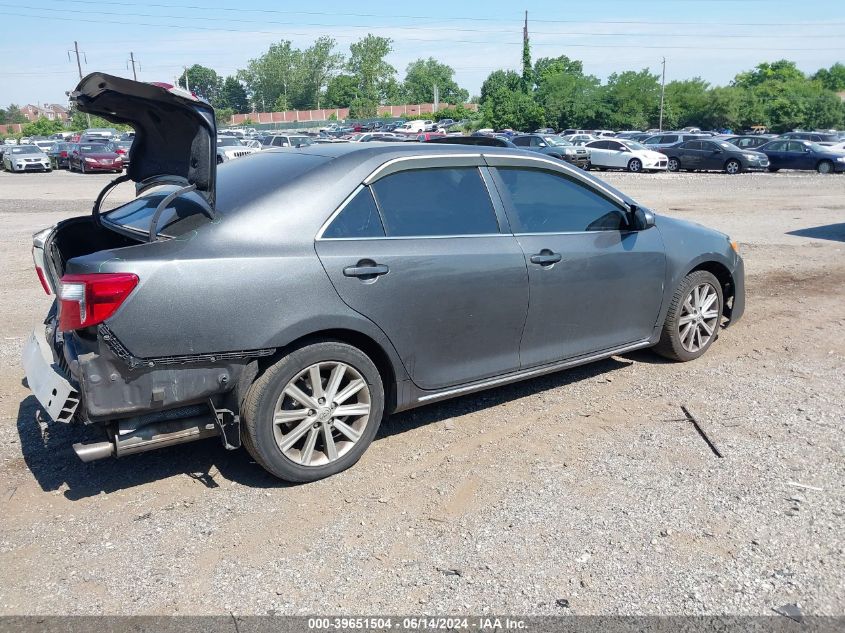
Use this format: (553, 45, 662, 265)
(253, 328, 399, 413)
(688, 260, 735, 317)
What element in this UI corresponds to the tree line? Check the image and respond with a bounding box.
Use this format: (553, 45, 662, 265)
(2, 32, 844, 134)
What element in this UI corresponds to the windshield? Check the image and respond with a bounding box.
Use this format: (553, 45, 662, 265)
(624, 142, 647, 151)
(291, 137, 312, 146)
(79, 144, 109, 153)
(542, 136, 571, 147)
(806, 142, 825, 152)
(715, 141, 735, 149)
(10, 145, 40, 154)
(217, 137, 243, 147)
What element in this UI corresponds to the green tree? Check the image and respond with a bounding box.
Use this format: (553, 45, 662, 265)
(602, 69, 661, 130)
(300, 36, 344, 109)
(3, 104, 27, 124)
(215, 107, 234, 128)
(479, 70, 521, 104)
(239, 40, 303, 111)
(347, 34, 396, 105)
(481, 87, 544, 130)
(218, 76, 249, 113)
(662, 78, 710, 129)
(734, 59, 805, 89)
(533, 55, 583, 84)
(21, 117, 64, 136)
(402, 58, 469, 105)
(812, 62, 845, 92)
(324, 74, 359, 108)
(536, 71, 603, 130)
(180, 64, 221, 103)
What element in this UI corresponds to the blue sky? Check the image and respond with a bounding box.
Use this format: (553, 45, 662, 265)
(0, 0, 843, 108)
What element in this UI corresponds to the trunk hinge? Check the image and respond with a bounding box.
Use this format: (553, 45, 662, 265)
(92, 173, 133, 225)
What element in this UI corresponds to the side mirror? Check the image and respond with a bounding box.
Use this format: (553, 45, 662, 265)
(632, 206, 655, 230)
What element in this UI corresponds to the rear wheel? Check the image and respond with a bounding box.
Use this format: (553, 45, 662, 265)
(627, 158, 643, 173)
(242, 341, 385, 482)
(655, 270, 723, 362)
(667, 157, 680, 172)
(817, 160, 833, 174)
(724, 159, 742, 174)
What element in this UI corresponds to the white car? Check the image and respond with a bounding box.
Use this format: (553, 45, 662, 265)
(216, 136, 260, 163)
(585, 139, 668, 173)
(394, 120, 432, 135)
(34, 140, 55, 154)
(828, 140, 845, 152)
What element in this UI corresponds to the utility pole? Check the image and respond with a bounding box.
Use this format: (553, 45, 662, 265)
(183, 66, 190, 92)
(659, 56, 666, 132)
(69, 41, 91, 127)
(129, 52, 138, 81)
(433, 84, 439, 113)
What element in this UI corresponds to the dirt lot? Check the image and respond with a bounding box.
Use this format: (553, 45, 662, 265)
(0, 169, 842, 616)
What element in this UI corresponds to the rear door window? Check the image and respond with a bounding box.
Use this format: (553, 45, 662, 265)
(322, 188, 385, 239)
(496, 168, 627, 233)
(371, 167, 499, 237)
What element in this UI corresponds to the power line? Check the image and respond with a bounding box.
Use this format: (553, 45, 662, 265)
(8, 2, 845, 37)
(2, 10, 844, 51)
(39, 0, 845, 28)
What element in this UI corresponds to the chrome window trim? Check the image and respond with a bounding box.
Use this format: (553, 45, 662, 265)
(362, 153, 483, 184)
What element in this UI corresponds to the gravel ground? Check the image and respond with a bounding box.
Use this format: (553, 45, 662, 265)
(0, 168, 842, 616)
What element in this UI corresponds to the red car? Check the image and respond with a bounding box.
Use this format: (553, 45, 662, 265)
(68, 142, 123, 173)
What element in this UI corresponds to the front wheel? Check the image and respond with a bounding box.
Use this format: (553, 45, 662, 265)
(725, 159, 742, 175)
(817, 160, 833, 174)
(667, 157, 680, 172)
(654, 270, 723, 362)
(627, 158, 643, 173)
(242, 341, 385, 482)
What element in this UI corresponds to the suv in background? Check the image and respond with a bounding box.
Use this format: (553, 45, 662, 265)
(642, 132, 707, 151)
(261, 134, 313, 149)
(511, 134, 590, 168)
(779, 131, 840, 145)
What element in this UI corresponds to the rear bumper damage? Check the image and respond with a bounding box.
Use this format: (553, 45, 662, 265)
(22, 318, 256, 462)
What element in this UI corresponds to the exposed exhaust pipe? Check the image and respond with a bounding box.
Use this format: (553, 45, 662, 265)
(73, 415, 219, 462)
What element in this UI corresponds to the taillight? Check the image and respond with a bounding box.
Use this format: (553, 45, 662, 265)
(58, 273, 138, 332)
(60, 151, 68, 157)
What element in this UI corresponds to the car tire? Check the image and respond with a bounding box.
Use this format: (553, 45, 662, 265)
(724, 159, 742, 175)
(817, 160, 833, 174)
(242, 341, 385, 483)
(667, 157, 680, 172)
(627, 158, 643, 173)
(654, 270, 723, 362)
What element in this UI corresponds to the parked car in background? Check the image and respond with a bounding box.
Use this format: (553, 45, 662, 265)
(425, 135, 518, 148)
(584, 139, 668, 172)
(416, 131, 447, 142)
(779, 131, 840, 145)
(81, 127, 119, 141)
(107, 140, 133, 167)
(722, 135, 775, 149)
(350, 132, 404, 143)
(394, 120, 432, 135)
(828, 140, 845, 152)
(562, 133, 600, 146)
(33, 140, 55, 154)
(47, 142, 75, 169)
(663, 139, 769, 174)
(217, 136, 260, 163)
(642, 132, 706, 151)
(757, 139, 845, 173)
(3, 144, 52, 172)
(261, 134, 313, 149)
(534, 128, 556, 134)
(24, 72, 745, 483)
(68, 142, 123, 173)
(614, 131, 643, 139)
(511, 134, 590, 168)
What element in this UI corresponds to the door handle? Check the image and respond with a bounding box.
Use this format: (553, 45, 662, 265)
(530, 251, 562, 265)
(343, 262, 389, 278)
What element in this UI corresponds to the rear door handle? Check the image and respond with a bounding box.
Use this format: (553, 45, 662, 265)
(530, 251, 562, 265)
(343, 262, 389, 278)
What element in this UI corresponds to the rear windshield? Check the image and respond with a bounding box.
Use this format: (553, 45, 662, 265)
(102, 151, 329, 238)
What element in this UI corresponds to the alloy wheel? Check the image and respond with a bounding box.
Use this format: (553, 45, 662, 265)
(678, 283, 720, 353)
(272, 361, 371, 467)
(725, 160, 741, 174)
(628, 158, 642, 173)
(818, 161, 832, 174)
(668, 158, 680, 172)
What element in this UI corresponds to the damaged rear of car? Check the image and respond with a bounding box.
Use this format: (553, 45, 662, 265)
(23, 73, 243, 461)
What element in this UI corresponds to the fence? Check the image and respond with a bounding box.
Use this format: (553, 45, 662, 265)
(0, 124, 23, 136)
(229, 102, 478, 126)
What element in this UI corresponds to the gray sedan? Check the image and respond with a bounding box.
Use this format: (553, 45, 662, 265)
(23, 73, 745, 483)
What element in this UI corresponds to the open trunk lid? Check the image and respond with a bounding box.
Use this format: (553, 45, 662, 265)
(71, 72, 217, 209)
